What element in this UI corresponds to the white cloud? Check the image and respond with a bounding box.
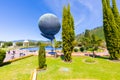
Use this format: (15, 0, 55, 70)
(42, 0, 102, 34)
(78, 0, 94, 12)
(75, 15, 85, 27)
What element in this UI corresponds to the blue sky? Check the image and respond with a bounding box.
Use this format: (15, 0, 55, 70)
(0, 0, 120, 41)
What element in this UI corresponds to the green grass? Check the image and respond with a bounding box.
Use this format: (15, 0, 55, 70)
(0, 56, 38, 80)
(37, 56, 120, 80)
(0, 56, 120, 80)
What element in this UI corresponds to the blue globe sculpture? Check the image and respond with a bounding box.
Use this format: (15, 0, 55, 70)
(38, 13, 61, 40)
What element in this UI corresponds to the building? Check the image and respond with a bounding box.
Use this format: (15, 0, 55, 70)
(23, 40, 29, 47)
(12, 42, 16, 47)
(0, 43, 4, 47)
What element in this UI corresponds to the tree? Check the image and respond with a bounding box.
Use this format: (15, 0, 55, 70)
(84, 29, 91, 38)
(84, 29, 91, 50)
(91, 34, 103, 58)
(38, 44, 46, 69)
(36, 41, 41, 46)
(68, 4, 75, 53)
(62, 4, 75, 62)
(102, 0, 120, 60)
(54, 39, 62, 52)
(0, 49, 6, 65)
(112, 0, 120, 29)
(4, 42, 12, 47)
(29, 41, 36, 46)
(16, 42, 23, 46)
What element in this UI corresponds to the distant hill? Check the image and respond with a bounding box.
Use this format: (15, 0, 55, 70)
(76, 26, 105, 41)
(12, 40, 50, 43)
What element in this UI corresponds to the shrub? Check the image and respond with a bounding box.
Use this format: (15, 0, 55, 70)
(0, 49, 6, 64)
(80, 47, 84, 52)
(38, 44, 47, 69)
(74, 48, 78, 52)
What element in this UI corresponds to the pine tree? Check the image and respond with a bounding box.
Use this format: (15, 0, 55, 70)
(102, 0, 120, 59)
(62, 4, 75, 62)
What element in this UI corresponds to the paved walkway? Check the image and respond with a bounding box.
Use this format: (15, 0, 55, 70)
(3, 49, 36, 62)
(4, 49, 109, 62)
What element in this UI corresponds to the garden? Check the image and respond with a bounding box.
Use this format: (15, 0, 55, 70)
(0, 56, 120, 80)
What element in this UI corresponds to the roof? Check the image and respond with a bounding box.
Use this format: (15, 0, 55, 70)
(24, 40, 29, 43)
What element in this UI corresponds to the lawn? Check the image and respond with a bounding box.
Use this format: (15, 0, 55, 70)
(0, 56, 120, 80)
(0, 56, 38, 80)
(37, 56, 120, 80)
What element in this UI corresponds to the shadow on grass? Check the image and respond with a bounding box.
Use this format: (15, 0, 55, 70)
(89, 54, 110, 60)
(60, 54, 65, 60)
(0, 61, 11, 67)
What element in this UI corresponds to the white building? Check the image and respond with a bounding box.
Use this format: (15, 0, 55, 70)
(12, 42, 16, 47)
(23, 40, 29, 47)
(0, 43, 4, 47)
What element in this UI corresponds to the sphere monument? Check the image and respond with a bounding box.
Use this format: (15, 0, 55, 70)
(38, 13, 61, 41)
(38, 13, 61, 54)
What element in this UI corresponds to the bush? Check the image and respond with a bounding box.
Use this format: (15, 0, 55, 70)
(38, 44, 47, 69)
(0, 49, 6, 64)
(74, 48, 78, 52)
(80, 47, 84, 52)
(16, 42, 23, 46)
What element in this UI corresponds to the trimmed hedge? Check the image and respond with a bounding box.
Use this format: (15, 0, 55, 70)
(0, 49, 6, 65)
(38, 44, 47, 69)
(74, 48, 78, 52)
(0, 54, 33, 67)
(80, 47, 84, 52)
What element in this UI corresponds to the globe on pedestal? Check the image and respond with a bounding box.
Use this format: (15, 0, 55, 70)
(38, 13, 61, 40)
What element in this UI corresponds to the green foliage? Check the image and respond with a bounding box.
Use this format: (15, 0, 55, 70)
(4, 42, 12, 47)
(16, 42, 23, 46)
(36, 41, 41, 46)
(80, 47, 84, 52)
(102, 0, 120, 60)
(78, 29, 104, 55)
(76, 27, 105, 43)
(112, 0, 120, 30)
(29, 41, 36, 46)
(38, 44, 46, 69)
(62, 4, 75, 62)
(0, 49, 6, 64)
(74, 48, 78, 52)
(54, 39, 62, 51)
(84, 29, 91, 39)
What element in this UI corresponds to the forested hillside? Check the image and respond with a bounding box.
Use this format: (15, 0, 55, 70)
(76, 26, 105, 41)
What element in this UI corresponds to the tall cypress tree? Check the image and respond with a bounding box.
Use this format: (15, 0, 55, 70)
(102, 0, 120, 59)
(68, 4, 75, 53)
(106, 0, 111, 8)
(112, 0, 120, 59)
(62, 4, 75, 62)
(112, 0, 120, 30)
